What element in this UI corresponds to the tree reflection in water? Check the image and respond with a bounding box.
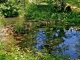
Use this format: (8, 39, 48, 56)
(35, 27, 80, 59)
(57, 27, 80, 59)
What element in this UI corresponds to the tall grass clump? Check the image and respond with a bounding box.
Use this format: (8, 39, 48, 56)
(0, 12, 5, 26)
(13, 16, 25, 33)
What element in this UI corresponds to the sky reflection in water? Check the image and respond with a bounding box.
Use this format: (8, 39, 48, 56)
(58, 28, 80, 59)
(36, 28, 80, 59)
(36, 28, 46, 51)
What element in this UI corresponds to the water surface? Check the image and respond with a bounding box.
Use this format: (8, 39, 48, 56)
(57, 28, 80, 59)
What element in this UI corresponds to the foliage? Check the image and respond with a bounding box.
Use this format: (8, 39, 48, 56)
(0, 0, 7, 3)
(0, 0, 80, 60)
(24, 3, 37, 20)
(0, 1, 19, 17)
(51, 12, 80, 26)
(0, 40, 36, 60)
(25, 2, 80, 26)
(32, 11, 50, 20)
(24, 3, 53, 21)
(0, 12, 5, 26)
(13, 16, 25, 33)
(0, 40, 70, 60)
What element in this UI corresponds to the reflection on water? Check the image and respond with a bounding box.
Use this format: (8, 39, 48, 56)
(36, 28, 46, 51)
(35, 27, 80, 59)
(58, 27, 80, 59)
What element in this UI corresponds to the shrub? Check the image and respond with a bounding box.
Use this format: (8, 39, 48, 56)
(0, 0, 7, 3)
(13, 16, 25, 34)
(24, 3, 37, 20)
(32, 11, 50, 20)
(0, 1, 19, 17)
(24, 3, 52, 21)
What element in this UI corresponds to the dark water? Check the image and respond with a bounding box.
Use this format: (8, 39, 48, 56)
(36, 28, 80, 59)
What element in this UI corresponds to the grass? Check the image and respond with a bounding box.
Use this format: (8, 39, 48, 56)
(0, 40, 70, 60)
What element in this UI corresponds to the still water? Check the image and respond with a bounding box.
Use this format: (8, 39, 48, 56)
(4, 17, 80, 59)
(36, 27, 80, 59)
(57, 27, 80, 59)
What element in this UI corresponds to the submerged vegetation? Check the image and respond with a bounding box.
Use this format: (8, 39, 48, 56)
(0, 0, 80, 60)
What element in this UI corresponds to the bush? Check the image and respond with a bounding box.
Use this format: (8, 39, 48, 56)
(0, 1, 19, 17)
(24, 3, 52, 21)
(13, 16, 25, 34)
(24, 3, 37, 20)
(32, 11, 50, 20)
(0, 0, 7, 3)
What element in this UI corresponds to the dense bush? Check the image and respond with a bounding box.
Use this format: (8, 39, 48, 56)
(24, 0, 67, 21)
(24, 3, 54, 20)
(0, 1, 19, 17)
(51, 12, 80, 26)
(0, 0, 7, 3)
(24, 3, 37, 20)
(25, 2, 80, 26)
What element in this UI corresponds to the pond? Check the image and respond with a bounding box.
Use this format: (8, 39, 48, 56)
(36, 27, 80, 59)
(55, 27, 80, 59)
(3, 17, 80, 59)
